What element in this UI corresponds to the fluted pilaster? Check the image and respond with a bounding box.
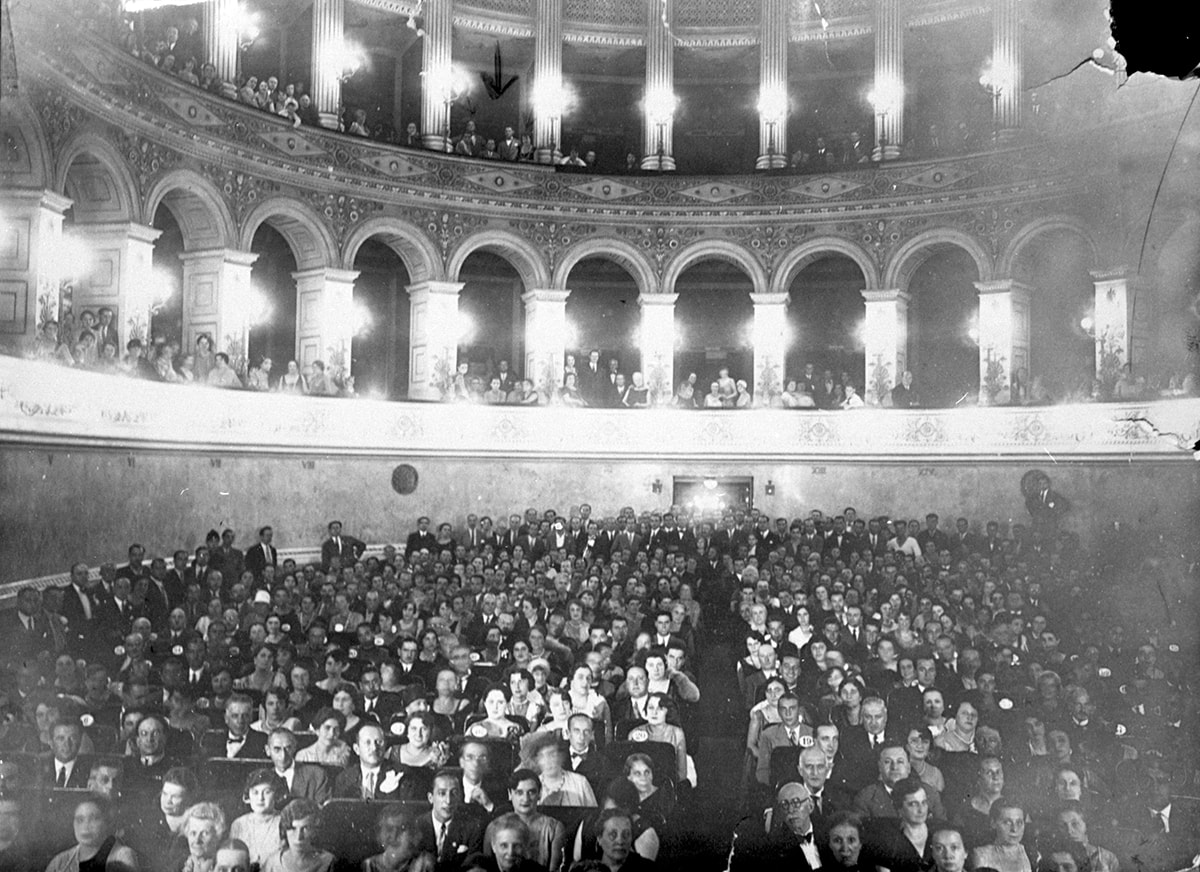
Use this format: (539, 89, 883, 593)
(640, 0, 676, 171)
(420, 0, 455, 151)
(202, 0, 238, 95)
(532, 0, 564, 164)
(311, 0, 345, 129)
(872, 0, 904, 161)
(756, 0, 789, 170)
(992, 0, 1023, 140)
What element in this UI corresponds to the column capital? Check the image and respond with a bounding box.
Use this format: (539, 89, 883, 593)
(749, 292, 790, 307)
(178, 248, 259, 267)
(521, 288, 571, 305)
(406, 280, 465, 299)
(973, 279, 1032, 298)
(292, 267, 360, 285)
(2, 189, 73, 214)
(69, 221, 163, 244)
(638, 293, 679, 308)
(1089, 266, 1140, 285)
(861, 288, 910, 305)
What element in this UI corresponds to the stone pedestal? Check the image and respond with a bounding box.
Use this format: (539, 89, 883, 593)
(0, 189, 72, 341)
(292, 267, 360, 373)
(523, 289, 570, 395)
(180, 248, 259, 365)
(638, 294, 677, 405)
(750, 292, 789, 405)
(974, 279, 1030, 405)
(69, 222, 162, 348)
(407, 280, 464, 400)
(861, 288, 909, 405)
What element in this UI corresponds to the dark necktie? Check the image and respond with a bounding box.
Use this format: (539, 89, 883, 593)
(56, 766, 67, 788)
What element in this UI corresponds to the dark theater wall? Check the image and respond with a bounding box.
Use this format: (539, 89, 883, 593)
(3, 445, 1196, 585)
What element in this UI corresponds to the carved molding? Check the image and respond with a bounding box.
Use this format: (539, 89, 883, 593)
(1, 356, 1196, 461)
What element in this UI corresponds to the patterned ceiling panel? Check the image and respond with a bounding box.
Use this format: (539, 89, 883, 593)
(563, 0, 643, 27)
(675, 0, 760, 28)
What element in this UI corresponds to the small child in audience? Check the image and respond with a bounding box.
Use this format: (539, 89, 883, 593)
(229, 768, 286, 867)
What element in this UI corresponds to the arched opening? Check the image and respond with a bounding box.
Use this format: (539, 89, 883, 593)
(149, 203, 184, 347)
(1012, 229, 1096, 400)
(351, 238, 412, 400)
(673, 260, 755, 396)
(1150, 219, 1200, 386)
(249, 223, 299, 376)
(908, 248, 982, 407)
(564, 257, 642, 376)
(785, 255, 868, 393)
(458, 250, 526, 385)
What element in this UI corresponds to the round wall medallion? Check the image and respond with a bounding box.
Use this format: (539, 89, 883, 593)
(391, 464, 419, 495)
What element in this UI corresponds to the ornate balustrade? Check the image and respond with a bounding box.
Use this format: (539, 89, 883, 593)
(3, 357, 1196, 461)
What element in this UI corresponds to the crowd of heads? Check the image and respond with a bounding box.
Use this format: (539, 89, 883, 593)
(0, 496, 1194, 870)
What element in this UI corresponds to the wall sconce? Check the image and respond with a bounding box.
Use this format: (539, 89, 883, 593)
(651, 478, 663, 494)
(765, 480, 776, 496)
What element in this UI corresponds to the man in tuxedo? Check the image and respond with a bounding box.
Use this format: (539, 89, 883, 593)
(202, 694, 267, 759)
(404, 516, 439, 559)
(323, 520, 367, 569)
(333, 723, 429, 800)
(244, 525, 278, 580)
(416, 769, 487, 871)
(43, 719, 90, 789)
(266, 728, 332, 804)
(565, 713, 609, 794)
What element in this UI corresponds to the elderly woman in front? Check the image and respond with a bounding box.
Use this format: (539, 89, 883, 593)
(44, 794, 140, 872)
(179, 802, 227, 872)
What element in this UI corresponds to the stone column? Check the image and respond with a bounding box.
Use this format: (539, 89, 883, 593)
(756, 0, 789, 170)
(0, 189, 72, 340)
(872, 0, 904, 161)
(991, 0, 1022, 141)
(861, 289, 909, 405)
(974, 279, 1030, 405)
(640, 0, 676, 171)
(532, 0, 564, 164)
(310, 0, 345, 129)
(523, 288, 570, 395)
(179, 249, 259, 365)
(69, 222, 162, 348)
(750, 292, 789, 405)
(406, 279, 464, 400)
(292, 267, 360, 374)
(202, 0, 240, 97)
(638, 293, 677, 405)
(420, 0, 455, 151)
(1090, 267, 1143, 384)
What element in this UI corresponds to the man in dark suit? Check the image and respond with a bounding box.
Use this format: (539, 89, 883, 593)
(404, 517, 438, 560)
(243, 525, 278, 580)
(183, 546, 214, 591)
(266, 728, 332, 804)
(1025, 474, 1070, 539)
(732, 781, 823, 872)
(416, 769, 488, 871)
(852, 743, 946, 822)
(125, 713, 176, 792)
(359, 665, 404, 723)
(838, 698, 899, 792)
(579, 349, 606, 407)
(323, 520, 367, 569)
(201, 694, 267, 759)
(333, 723, 429, 800)
(43, 719, 90, 789)
(60, 561, 101, 655)
(1, 586, 56, 665)
(211, 529, 244, 581)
